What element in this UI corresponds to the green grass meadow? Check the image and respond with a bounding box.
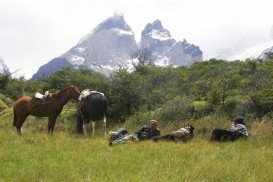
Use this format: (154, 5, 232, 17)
(1, 110, 273, 181)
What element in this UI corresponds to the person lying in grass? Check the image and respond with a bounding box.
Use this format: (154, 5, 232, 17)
(210, 116, 249, 142)
(152, 125, 195, 142)
(109, 128, 128, 142)
(109, 120, 160, 146)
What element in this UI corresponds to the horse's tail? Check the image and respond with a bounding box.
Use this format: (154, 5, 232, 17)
(13, 111, 17, 126)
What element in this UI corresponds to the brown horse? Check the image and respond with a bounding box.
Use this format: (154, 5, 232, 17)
(13, 85, 81, 134)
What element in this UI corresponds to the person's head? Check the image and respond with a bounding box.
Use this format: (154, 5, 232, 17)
(185, 125, 195, 134)
(149, 119, 158, 128)
(233, 116, 245, 125)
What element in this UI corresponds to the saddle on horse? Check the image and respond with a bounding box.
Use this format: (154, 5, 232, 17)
(32, 91, 52, 105)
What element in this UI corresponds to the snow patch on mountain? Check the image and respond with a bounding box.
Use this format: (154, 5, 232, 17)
(154, 56, 170, 66)
(148, 29, 171, 41)
(113, 28, 134, 36)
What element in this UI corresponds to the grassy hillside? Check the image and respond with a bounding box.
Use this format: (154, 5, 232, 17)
(1, 59, 273, 181)
(0, 113, 272, 181)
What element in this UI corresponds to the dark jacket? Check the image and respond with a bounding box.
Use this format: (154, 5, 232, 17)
(136, 125, 160, 140)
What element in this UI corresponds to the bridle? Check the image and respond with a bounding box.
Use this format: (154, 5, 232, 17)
(67, 87, 81, 101)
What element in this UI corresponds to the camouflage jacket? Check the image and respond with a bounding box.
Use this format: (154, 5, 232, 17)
(136, 125, 160, 140)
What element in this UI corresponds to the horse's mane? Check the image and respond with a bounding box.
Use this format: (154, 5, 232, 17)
(51, 89, 61, 95)
(49, 85, 77, 99)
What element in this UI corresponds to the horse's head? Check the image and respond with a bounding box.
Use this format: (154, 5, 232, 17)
(66, 85, 81, 101)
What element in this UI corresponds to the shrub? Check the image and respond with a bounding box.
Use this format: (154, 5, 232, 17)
(155, 96, 193, 122)
(217, 96, 242, 117)
(0, 99, 8, 112)
(192, 101, 211, 118)
(249, 89, 273, 117)
(0, 94, 13, 107)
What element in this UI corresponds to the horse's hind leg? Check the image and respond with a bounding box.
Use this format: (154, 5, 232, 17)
(15, 115, 28, 135)
(103, 116, 107, 136)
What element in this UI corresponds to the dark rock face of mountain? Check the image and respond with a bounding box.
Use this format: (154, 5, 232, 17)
(31, 58, 74, 79)
(0, 57, 10, 74)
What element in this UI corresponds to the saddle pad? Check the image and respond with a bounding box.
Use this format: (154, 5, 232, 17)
(35, 93, 44, 99)
(78, 89, 104, 101)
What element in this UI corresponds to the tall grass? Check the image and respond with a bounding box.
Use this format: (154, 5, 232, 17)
(0, 108, 273, 181)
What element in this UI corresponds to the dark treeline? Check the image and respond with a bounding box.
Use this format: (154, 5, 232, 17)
(1, 58, 273, 123)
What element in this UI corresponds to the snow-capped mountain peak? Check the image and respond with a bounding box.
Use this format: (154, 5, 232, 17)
(32, 13, 139, 79)
(140, 20, 203, 67)
(146, 19, 164, 31)
(142, 19, 172, 41)
(93, 13, 131, 33)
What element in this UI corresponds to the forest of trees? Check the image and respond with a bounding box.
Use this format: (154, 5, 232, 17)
(1, 58, 273, 123)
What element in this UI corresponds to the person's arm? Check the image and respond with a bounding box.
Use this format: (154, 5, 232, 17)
(231, 124, 248, 137)
(230, 124, 236, 132)
(231, 124, 242, 133)
(146, 128, 160, 139)
(155, 128, 161, 136)
(136, 126, 146, 138)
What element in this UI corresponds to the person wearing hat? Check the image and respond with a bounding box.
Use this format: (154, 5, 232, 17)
(109, 120, 160, 146)
(135, 120, 160, 140)
(153, 125, 195, 142)
(210, 116, 249, 142)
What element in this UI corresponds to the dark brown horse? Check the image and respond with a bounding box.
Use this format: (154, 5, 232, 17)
(13, 85, 81, 134)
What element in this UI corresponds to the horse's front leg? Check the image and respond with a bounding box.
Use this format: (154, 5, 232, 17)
(48, 115, 57, 134)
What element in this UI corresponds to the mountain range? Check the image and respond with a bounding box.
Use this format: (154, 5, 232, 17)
(214, 30, 273, 61)
(219, 40, 273, 61)
(32, 13, 203, 79)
